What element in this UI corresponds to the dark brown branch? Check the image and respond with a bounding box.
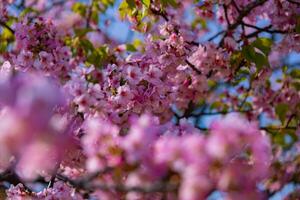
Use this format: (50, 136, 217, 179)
(238, 85, 252, 110)
(220, 0, 268, 46)
(261, 126, 298, 131)
(32, 0, 65, 16)
(173, 105, 253, 120)
(191, 109, 252, 117)
(90, 182, 177, 193)
(186, 41, 199, 46)
(175, 109, 298, 131)
(56, 173, 177, 193)
(185, 59, 202, 75)
(237, 25, 272, 42)
(12, 0, 25, 9)
(231, 0, 241, 13)
(285, 114, 296, 128)
(286, 0, 300, 5)
(207, 30, 225, 41)
(242, 23, 288, 34)
(86, 0, 95, 28)
(0, 21, 15, 34)
(0, 170, 32, 192)
(223, 5, 231, 26)
(228, 0, 268, 31)
(150, 5, 169, 21)
(79, 167, 113, 183)
(196, 125, 298, 132)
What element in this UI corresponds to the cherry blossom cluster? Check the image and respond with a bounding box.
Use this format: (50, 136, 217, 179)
(85, 114, 270, 199)
(5, 114, 271, 199)
(0, 62, 77, 181)
(0, 0, 14, 21)
(196, 0, 299, 31)
(6, 181, 83, 200)
(12, 18, 73, 79)
(65, 24, 230, 125)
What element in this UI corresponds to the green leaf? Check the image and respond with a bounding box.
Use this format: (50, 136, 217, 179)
(74, 28, 93, 37)
(85, 45, 109, 68)
(0, 41, 7, 53)
(86, 52, 100, 65)
(242, 45, 256, 62)
(296, 16, 300, 34)
(97, 45, 109, 57)
(253, 52, 269, 70)
(126, 0, 135, 8)
(207, 80, 217, 88)
(292, 80, 300, 91)
(72, 2, 87, 17)
(100, 0, 115, 7)
(0, 188, 6, 199)
(273, 128, 298, 149)
(161, 0, 177, 7)
(290, 69, 300, 79)
(80, 39, 94, 52)
(241, 45, 269, 71)
(252, 38, 273, 55)
(133, 39, 143, 48)
(141, 5, 148, 19)
(20, 7, 38, 17)
(119, 1, 130, 19)
(141, 0, 151, 7)
(275, 103, 289, 125)
(210, 101, 222, 110)
(191, 18, 207, 29)
(125, 44, 137, 52)
(282, 65, 288, 73)
(238, 67, 251, 75)
(91, 10, 99, 24)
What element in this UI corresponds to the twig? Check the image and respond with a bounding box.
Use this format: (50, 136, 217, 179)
(150, 5, 169, 21)
(90, 182, 177, 193)
(231, 0, 241, 13)
(261, 126, 298, 131)
(56, 173, 177, 193)
(191, 109, 252, 117)
(286, 0, 300, 5)
(228, 0, 268, 31)
(236, 25, 275, 42)
(223, 5, 231, 26)
(86, 0, 95, 28)
(0, 170, 32, 192)
(242, 23, 288, 34)
(207, 30, 225, 42)
(185, 59, 202, 75)
(238, 85, 252, 111)
(0, 21, 15, 34)
(285, 114, 296, 128)
(220, 0, 268, 46)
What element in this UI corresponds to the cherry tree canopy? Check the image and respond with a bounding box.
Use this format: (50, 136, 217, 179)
(0, 0, 299, 199)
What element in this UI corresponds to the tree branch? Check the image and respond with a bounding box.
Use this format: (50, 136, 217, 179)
(286, 0, 300, 5)
(56, 173, 177, 193)
(207, 30, 225, 42)
(220, 0, 268, 46)
(86, 0, 95, 28)
(231, 0, 241, 13)
(0, 21, 15, 34)
(228, 0, 268, 31)
(185, 59, 202, 75)
(150, 5, 169, 21)
(242, 22, 288, 34)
